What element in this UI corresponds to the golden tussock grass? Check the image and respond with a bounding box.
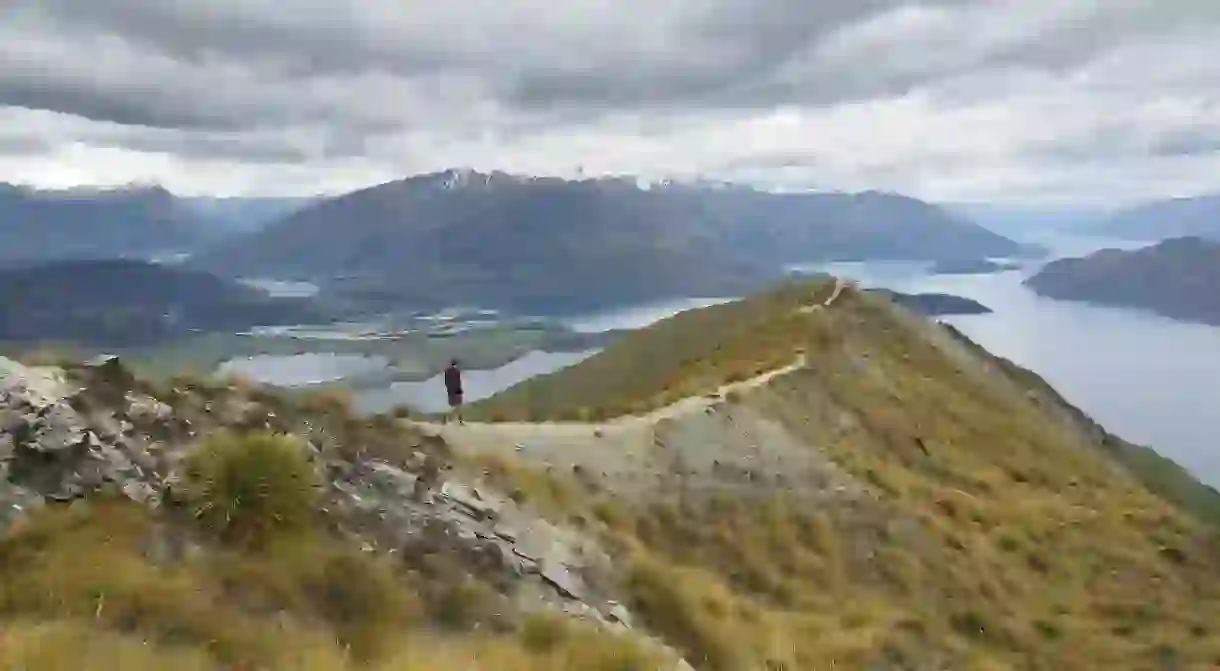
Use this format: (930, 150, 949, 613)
(468, 278, 838, 421)
(0, 424, 668, 670)
(0, 496, 669, 670)
(456, 282, 1220, 669)
(10, 281, 1220, 669)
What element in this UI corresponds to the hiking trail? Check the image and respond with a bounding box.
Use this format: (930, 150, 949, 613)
(407, 277, 865, 500)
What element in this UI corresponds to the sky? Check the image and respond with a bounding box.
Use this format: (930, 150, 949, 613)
(2, 0, 1220, 204)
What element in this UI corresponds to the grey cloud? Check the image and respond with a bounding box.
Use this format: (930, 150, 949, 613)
(2, 0, 1220, 201)
(0, 78, 244, 131)
(1149, 128, 1220, 157)
(0, 0, 1020, 133)
(97, 129, 314, 163)
(6, 1, 1217, 130)
(0, 134, 50, 156)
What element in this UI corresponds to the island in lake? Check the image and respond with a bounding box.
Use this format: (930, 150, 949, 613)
(930, 258, 1022, 275)
(1024, 236, 1220, 325)
(869, 290, 993, 316)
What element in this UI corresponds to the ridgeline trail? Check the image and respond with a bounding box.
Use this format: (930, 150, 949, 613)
(406, 277, 864, 500)
(410, 276, 851, 433)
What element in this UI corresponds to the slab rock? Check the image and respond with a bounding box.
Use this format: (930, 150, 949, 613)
(0, 357, 169, 522)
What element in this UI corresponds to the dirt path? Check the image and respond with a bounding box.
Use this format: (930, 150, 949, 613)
(406, 278, 864, 499)
(412, 276, 850, 436)
(412, 353, 808, 436)
(797, 275, 852, 313)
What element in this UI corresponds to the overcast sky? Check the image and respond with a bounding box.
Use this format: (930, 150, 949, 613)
(2, 0, 1219, 204)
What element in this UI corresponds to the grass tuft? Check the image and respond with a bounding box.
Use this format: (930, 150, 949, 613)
(183, 431, 323, 547)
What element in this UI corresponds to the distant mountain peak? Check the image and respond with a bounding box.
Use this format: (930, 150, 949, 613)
(431, 168, 553, 192)
(439, 167, 479, 190)
(1093, 191, 1220, 242)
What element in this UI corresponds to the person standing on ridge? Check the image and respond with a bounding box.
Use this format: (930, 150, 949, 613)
(443, 358, 464, 424)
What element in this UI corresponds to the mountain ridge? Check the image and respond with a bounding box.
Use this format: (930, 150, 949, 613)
(3, 277, 1220, 668)
(1091, 192, 1220, 241)
(0, 183, 317, 266)
(1024, 236, 1220, 325)
(0, 259, 326, 347)
(191, 168, 1024, 314)
(0, 182, 208, 265)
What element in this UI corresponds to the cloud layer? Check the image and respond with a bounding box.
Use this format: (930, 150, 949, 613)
(2, 0, 1219, 203)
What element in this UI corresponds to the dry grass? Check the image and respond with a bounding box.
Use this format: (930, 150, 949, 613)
(468, 278, 838, 421)
(0, 495, 669, 670)
(11, 279, 1220, 669)
(183, 431, 324, 547)
(456, 281, 1220, 669)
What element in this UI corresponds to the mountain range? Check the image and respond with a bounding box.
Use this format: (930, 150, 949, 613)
(0, 184, 209, 265)
(0, 183, 312, 267)
(1025, 236, 1220, 325)
(178, 195, 315, 236)
(190, 169, 1027, 314)
(1090, 192, 1220, 241)
(0, 259, 325, 347)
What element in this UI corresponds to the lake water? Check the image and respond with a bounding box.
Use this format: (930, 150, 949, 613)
(561, 297, 736, 333)
(239, 278, 321, 298)
(216, 353, 392, 387)
(213, 232, 1220, 487)
(810, 233, 1220, 487)
(551, 232, 1220, 487)
(352, 349, 600, 414)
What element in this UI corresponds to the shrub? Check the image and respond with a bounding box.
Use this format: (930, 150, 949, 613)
(183, 431, 322, 547)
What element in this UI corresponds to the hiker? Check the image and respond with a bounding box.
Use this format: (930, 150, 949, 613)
(443, 358, 464, 424)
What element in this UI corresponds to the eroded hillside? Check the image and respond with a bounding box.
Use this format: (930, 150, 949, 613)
(3, 278, 1220, 670)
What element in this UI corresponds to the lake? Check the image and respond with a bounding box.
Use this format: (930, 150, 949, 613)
(239, 278, 321, 298)
(352, 349, 600, 414)
(809, 233, 1220, 487)
(541, 232, 1220, 487)
(560, 297, 736, 333)
(215, 232, 1220, 488)
(216, 353, 393, 388)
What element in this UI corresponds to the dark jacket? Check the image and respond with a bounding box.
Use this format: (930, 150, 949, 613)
(444, 365, 462, 394)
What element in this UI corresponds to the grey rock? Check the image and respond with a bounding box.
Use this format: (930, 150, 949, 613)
(88, 411, 125, 441)
(85, 355, 136, 387)
(540, 562, 585, 601)
(441, 481, 502, 520)
(27, 403, 88, 453)
(126, 394, 173, 423)
(493, 522, 519, 542)
(121, 480, 161, 507)
(0, 357, 74, 407)
(607, 601, 632, 627)
(514, 545, 542, 563)
(367, 461, 418, 496)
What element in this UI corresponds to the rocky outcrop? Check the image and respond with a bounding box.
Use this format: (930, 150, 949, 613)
(0, 356, 172, 517)
(0, 355, 649, 647)
(324, 451, 630, 628)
